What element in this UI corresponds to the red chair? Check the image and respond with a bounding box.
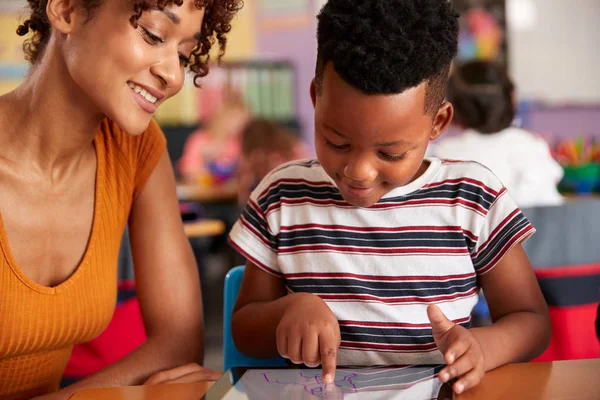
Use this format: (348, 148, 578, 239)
(62, 280, 147, 381)
(533, 263, 600, 361)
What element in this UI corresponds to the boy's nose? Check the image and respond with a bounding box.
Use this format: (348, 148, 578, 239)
(343, 157, 378, 183)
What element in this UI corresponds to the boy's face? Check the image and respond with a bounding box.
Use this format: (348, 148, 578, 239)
(310, 64, 453, 207)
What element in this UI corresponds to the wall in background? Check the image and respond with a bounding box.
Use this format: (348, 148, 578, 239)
(507, 0, 600, 105)
(255, 0, 600, 143)
(1, 1, 598, 140)
(527, 105, 600, 139)
(223, 0, 256, 60)
(0, 11, 28, 96)
(255, 0, 319, 150)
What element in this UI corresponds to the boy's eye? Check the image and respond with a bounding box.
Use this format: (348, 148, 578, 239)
(379, 152, 406, 162)
(141, 27, 164, 45)
(325, 139, 350, 150)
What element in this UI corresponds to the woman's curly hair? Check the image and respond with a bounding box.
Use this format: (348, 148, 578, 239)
(16, 0, 243, 86)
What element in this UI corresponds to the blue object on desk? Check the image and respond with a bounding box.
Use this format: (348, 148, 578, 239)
(223, 266, 287, 370)
(473, 293, 490, 318)
(207, 160, 238, 182)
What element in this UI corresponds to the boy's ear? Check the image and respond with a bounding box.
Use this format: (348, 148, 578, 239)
(430, 101, 454, 141)
(310, 79, 317, 109)
(46, 0, 80, 35)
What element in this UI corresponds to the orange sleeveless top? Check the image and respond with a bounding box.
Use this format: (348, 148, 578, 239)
(0, 119, 166, 399)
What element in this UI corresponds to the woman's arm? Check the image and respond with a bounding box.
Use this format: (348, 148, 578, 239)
(45, 151, 211, 398)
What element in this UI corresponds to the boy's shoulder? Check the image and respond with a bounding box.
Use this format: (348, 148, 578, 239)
(260, 159, 329, 184)
(434, 158, 506, 193)
(251, 159, 334, 200)
(271, 158, 322, 173)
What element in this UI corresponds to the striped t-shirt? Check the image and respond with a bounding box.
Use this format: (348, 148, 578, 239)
(229, 158, 535, 366)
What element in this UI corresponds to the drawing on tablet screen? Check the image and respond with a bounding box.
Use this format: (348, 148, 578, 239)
(239, 366, 444, 399)
(263, 370, 359, 395)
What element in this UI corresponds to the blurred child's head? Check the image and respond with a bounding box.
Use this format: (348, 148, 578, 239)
(448, 60, 516, 134)
(208, 89, 250, 140)
(241, 119, 307, 179)
(237, 118, 308, 204)
(310, 0, 459, 207)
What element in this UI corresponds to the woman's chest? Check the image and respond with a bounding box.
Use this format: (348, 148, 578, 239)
(0, 259, 118, 358)
(0, 166, 98, 287)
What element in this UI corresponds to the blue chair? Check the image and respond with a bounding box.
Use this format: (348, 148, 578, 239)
(223, 265, 287, 370)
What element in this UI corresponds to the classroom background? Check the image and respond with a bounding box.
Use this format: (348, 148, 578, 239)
(1, 0, 599, 381)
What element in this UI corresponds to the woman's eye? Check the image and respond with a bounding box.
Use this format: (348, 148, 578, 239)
(179, 54, 191, 67)
(141, 27, 164, 45)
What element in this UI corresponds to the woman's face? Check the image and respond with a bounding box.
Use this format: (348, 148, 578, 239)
(63, 0, 204, 134)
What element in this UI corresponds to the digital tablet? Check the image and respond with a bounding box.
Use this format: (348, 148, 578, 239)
(204, 365, 454, 399)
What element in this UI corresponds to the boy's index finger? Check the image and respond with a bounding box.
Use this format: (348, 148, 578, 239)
(321, 358, 336, 384)
(319, 333, 338, 384)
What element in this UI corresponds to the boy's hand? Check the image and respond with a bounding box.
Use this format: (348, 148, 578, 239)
(427, 304, 485, 394)
(277, 293, 341, 383)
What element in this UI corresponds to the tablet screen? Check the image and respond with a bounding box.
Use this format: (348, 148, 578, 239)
(205, 365, 454, 399)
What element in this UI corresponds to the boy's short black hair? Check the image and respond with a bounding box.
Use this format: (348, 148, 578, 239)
(448, 61, 516, 134)
(315, 0, 459, 115)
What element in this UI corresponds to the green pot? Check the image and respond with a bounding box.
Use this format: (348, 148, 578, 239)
(560, 164, 600, 194)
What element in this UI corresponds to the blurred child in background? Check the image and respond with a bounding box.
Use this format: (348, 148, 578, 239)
(237, 118, 309, 205)
(178, 89, 250, 182)
(434, 61, 563, 207)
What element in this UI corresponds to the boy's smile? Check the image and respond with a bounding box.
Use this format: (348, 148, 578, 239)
(311, 63, 453, 207)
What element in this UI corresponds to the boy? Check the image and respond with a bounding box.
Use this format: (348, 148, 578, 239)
(229, 0, 551, 394)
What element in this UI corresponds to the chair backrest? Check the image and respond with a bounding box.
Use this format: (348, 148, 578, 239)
(223, 265, 287, 371)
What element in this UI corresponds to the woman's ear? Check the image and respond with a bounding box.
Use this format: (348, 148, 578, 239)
(430, 101, 454, 141)
(46, 0, 81, 34)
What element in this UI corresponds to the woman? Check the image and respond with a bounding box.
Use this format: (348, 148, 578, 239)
(0, 0, 242, 398)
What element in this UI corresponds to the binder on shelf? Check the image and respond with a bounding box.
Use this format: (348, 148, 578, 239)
(156, 60, 297, 127)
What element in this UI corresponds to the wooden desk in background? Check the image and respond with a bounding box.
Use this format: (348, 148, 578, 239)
(183, 219, 226, 238)
(69, 358, 600, 400)
(176, 180, 238, 203)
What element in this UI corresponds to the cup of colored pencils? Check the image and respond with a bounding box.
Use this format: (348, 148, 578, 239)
(554, 136, 600, 194)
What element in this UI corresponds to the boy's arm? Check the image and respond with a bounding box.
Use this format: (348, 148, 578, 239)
(431, 243, 550, 394)
(231, 261, 289, 358)
(231, 261, 340, 382)
(472, 243, 551, 368)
